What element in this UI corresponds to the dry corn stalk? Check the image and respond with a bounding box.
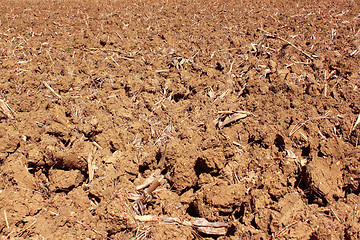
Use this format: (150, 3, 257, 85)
(43, 81, 62, 99)
(87, 146, 97, 182)
(131, 170, 165, 215)
(352, 113, 360, 132)
(136, 169, 161, 191)
(0, 99, 16, 119)
(217, 110, 253, 129)
(131, 170, 228, 235)
(135, 215, 228, 235)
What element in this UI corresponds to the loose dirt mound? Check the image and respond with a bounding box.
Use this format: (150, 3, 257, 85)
(1, 0, 360, 239)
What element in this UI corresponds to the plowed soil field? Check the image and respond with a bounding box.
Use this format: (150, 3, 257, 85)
(1, 0, 360, 239)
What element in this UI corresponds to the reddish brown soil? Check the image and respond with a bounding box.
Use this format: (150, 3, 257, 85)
(1, 0, 360, 239)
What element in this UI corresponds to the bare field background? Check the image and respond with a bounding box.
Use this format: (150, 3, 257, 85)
(0, 0, 360, 239)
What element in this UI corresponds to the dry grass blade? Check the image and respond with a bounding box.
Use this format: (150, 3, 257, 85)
(0, 99, 16, 119)
(352, 113, 360, 131)
(217, 110, 253, 129)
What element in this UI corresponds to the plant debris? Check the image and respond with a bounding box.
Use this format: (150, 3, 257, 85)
(217, 110, 254, 129)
